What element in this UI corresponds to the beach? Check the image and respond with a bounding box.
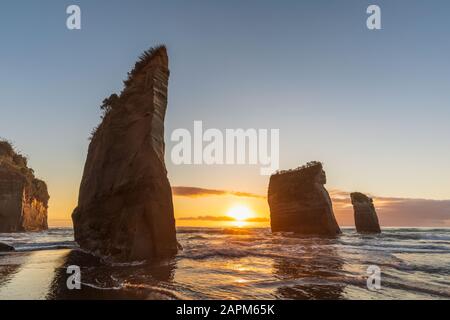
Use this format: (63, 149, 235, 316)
(0, 227, 449, 300)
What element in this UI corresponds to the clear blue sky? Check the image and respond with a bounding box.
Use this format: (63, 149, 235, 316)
(1, 0, 449, 221)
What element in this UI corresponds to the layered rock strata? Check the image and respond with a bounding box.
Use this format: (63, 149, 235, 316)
(72, 46, 178, 262)
(0, 141, 49, 233)
(268, 162, 341, 236)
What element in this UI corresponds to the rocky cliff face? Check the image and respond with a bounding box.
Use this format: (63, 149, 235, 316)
(72, 46, 178, 262)
(351, 192, 381, 233)
(268, 162, 341, 236)
(0, 141, 49, 232)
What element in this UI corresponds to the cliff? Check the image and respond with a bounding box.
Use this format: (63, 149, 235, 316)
(0, 141, 49, 232)
(72, 45, 178, 262)
(351, 192, 381, 233)
(268, 161, 341, 235)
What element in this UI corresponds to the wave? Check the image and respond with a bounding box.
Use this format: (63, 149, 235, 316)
(177, 227, 260, 235)
(187, 235, 207, 240)
(13, 241, 77, 252)
(180, 248, 255, 260)
(108, 260, 148, 267)
(1, 227, 449, 299)
(122, 283, 186, 300)
(80, 282, 123, 291)
(382, 274, 450, 298)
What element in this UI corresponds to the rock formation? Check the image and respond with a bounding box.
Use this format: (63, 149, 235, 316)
(72, 45, 178, 262)
(268, 161, 341, 236)
(0, 242, 14, 252)
(0, 141, 49, 233)
(351, 192, 381, 233)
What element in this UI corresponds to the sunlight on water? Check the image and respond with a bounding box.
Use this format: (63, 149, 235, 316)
(0, 227, 449, 299)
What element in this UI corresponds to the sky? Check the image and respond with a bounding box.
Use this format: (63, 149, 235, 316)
(0, 0, 449, 227)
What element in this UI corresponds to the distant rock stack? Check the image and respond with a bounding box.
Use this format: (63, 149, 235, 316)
(72, 46, 178, 262)
(268, 162, 341, 236)
(351, 192, 381, 233)
(0, 140, 49, 232)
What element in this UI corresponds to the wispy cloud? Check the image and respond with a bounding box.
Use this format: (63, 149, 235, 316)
(329, 190, 450, 227)
(173, 186, 450, 227)
(172, 186, 265, 199)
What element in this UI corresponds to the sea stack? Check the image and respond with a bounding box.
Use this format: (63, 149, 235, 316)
(0, 140, 49, 232)
(351, 192, 381, 233)
(72, 46, 178, 262)
(268, 161, 341, 236)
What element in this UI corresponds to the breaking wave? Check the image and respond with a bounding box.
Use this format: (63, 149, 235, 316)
(1, 226, 449, 299)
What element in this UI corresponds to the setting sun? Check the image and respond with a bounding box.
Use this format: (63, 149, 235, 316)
(226, 205, 254, 221)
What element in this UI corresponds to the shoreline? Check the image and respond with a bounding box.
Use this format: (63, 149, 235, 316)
(0, 249, 71, 300)
(1, 227, 450, 300)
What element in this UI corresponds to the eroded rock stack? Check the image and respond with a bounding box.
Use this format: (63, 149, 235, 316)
(351, 192, 381, 233)
(268, 162, 341, 236)
(0, 141, 49, 232)
(72, 46, 178, 262)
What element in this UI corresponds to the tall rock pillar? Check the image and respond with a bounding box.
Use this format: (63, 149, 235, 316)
(72, 46, 178, 262)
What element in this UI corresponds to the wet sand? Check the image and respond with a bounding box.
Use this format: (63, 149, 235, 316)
(1, 228, 449, 300)
(0, 249, 71, 300)
(0, 248, 176, 300)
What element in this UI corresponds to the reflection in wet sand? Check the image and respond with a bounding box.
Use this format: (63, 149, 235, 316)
(1, 249, 179, 300)
(0, 250, 69, 300)
(47, 249, 178, 300)
(0, 227, 449, 299)
(0, 255, 22, 289)
(272, 238, 345, 299)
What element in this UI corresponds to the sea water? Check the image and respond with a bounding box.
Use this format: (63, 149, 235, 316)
(0, 227, 449, 299)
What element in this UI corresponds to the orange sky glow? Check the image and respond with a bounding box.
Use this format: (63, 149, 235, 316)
(48, 186, 450, 228)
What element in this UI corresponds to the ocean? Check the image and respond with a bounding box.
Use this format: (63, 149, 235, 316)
(0, 227, 449, 300)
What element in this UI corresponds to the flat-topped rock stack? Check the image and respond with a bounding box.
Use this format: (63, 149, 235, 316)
(351, 192, 381, 233)
(268, 161, 341, 236)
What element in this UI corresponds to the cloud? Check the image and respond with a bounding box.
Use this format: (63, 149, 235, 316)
(329, 190, 450, 227)
(172, 186, 265, 199)
(178, 215, 269, 222)
(173, 186, 450, 227)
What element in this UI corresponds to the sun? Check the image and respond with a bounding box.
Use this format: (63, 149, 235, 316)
(226, 205, 254, 221)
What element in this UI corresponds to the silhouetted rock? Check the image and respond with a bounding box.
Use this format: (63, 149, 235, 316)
(0, 141, 49, 232)
(351, 192, 381, 233)
(72, 46, 178, 262)
(0, 242, 14, 252)
(268, 162, 341, 236)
